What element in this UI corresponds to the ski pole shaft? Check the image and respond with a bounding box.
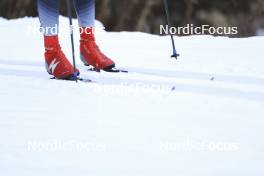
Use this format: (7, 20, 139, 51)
(163, 0, 179, 59)
(66, 0, 78, 81)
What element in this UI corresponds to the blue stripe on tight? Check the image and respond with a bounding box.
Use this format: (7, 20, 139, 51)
(74, 0, 95, 27)
(38, 0, 95, 35)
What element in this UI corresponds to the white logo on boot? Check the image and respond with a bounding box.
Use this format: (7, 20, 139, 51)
(48, 59, 60, 74)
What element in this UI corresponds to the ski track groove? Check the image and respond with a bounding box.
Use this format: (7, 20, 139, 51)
(1, 60, 264, 86)
(0, 63, 264, 102)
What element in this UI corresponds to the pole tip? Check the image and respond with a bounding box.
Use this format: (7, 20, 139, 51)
(171, 53, 180, 60)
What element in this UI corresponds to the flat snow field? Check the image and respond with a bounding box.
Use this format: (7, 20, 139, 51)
(0, 17, 264, 176)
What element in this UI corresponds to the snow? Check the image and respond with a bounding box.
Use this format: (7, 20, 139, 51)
(0, 17, 264, 176)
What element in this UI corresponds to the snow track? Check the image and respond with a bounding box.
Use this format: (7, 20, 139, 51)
(1, 59, 264, 102)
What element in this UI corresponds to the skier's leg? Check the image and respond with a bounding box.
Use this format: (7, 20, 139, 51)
(74, 0, 116, 70)
(38, 0, 79, 79)
(38, 0, 59, 35)
(74, 0, 95, 27)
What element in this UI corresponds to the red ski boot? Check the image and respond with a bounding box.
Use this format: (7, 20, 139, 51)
(79, 27, 115, 71)
(44, 35, 79, 79)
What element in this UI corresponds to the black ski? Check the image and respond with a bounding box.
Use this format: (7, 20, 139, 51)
(87, 67, 128, 73)
(50, 76, 94, 83)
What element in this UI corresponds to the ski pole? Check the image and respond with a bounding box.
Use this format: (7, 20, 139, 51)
(66, 0, 78, 81)
(163, 0, 179, 59)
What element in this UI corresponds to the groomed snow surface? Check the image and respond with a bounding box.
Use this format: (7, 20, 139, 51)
(0, 17, 264, 176)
